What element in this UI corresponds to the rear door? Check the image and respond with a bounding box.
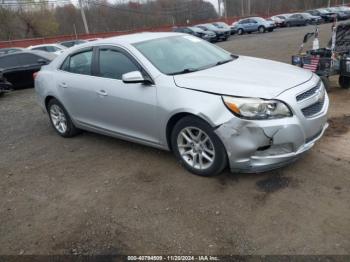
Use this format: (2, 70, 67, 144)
(56, 48, 100, 127)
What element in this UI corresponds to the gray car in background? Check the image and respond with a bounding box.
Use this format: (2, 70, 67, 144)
(35, 33, 329, 176)
(233, 17, 275, 35)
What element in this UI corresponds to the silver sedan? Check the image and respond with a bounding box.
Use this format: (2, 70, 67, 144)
(35, 33, 329, 176)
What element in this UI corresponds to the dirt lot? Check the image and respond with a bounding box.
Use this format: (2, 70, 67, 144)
(0, 23, 350, 255)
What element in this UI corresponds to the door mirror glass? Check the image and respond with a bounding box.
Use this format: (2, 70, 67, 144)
(122, 71, 146, 84)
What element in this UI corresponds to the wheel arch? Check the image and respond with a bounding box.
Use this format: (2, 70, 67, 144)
(165, 112, 216, 151)
(45, 95, 57, 111)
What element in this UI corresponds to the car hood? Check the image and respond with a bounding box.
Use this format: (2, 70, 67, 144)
(173, 56, 313, 99)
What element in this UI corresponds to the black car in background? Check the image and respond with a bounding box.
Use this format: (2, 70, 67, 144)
(327, 7, 350, 20)
(307, 9, 336, 22)
(285, 13, 308, 27)
(299, 13, 323, 24)
(173, 27, 217, 42)
(0, 48, 25, 56)
(196, 23, 230, 41)
(59, 39, 88, 48)
(0, 51, 56, 89)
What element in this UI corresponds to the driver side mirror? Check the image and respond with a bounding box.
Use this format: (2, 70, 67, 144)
(122, 71, 151, 84)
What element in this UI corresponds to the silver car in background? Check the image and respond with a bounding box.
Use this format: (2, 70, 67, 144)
(35, 33, 329, 176)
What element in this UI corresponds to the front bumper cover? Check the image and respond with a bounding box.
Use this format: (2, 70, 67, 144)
(215, 120, 328, 173)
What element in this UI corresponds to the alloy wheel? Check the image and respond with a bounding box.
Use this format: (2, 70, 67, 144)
(177, 127, 215, 170)
(50, 104, 67, 134)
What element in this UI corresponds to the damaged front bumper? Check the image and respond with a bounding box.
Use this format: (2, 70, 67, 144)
(216, 120, 328, 173)
(215, 82, 329, 173)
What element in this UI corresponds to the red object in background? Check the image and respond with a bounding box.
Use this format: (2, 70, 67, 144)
(33, 72, 38, 80)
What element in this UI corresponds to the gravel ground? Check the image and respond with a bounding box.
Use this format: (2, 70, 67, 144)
(0, 23, 349, 255)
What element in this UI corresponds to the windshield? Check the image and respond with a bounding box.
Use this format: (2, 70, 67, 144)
(203, 24, 219, 31)
(215, 22, 229, 28)
(134, 35, 234, 75)
(189, 27, 204, 33)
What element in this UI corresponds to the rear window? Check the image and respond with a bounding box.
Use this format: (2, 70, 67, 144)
(61, 50, 93, 75)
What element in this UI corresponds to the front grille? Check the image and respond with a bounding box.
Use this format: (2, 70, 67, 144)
(301, 98, 325, 118)
(296, 81, 321, 102)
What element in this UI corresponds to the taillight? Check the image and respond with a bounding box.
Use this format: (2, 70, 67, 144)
(33, 72, 38, 80)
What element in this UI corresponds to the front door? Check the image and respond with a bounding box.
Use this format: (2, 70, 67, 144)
(91, 47, 159, 144)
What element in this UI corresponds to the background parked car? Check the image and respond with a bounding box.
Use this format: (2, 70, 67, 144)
(326, 7, 350, 20)
(270, 15, 286, 27)
(0, 48, 25, 56)
(0, 70, 12, 95)
(266, 18, 277, 29)
(306, 9, 336, 23)
(173, 27, 217, 42)
(299, 12, 323, 24)
(59, 40, 88, 48)
(0, 50, 56, 89)
(212, 22, 236, 35)
(28, 44, 67, 55)
(233, 17, 274, 35)
(334, 5, 350, 16)
(196, 23, 230, 41)
(284, 13, 308, 27)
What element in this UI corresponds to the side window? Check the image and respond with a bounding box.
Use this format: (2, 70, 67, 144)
(61, 50, 93, 75)
(33, 47, 47, 52)
(18, 53, 41, 65)
(0, 55, 21, 68)
(98, 49, 139, 80)
(46, 46, 59, 52)
(60, 56, 70, 71)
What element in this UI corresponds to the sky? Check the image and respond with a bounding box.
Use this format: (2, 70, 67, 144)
(206, 0, 219, 11)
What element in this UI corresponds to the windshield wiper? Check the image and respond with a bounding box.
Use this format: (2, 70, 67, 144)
(169, 68, 199, 76)
(216, 58, 234, 66)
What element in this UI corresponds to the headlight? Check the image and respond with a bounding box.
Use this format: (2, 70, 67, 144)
(222, 96, 292, 120)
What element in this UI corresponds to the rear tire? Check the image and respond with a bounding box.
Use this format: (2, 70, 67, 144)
(339, 75, 350, 89)
(171, 116, 227, 177)
(47, 98, 81, 138)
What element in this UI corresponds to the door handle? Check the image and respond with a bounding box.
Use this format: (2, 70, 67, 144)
(97, 90, 108, 96)
(59, 82, 68, 88)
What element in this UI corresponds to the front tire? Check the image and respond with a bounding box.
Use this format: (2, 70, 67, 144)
(258, 26, 266, 33)
(171, 116, 227, 177)
(237, 28, 244, 35)
(47, 98, 81, 138)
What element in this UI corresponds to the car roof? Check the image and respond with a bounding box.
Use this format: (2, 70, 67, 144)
(90, 32, 187, 46)
(29, 43, 65, 48)
(60, 39, 86, 43)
